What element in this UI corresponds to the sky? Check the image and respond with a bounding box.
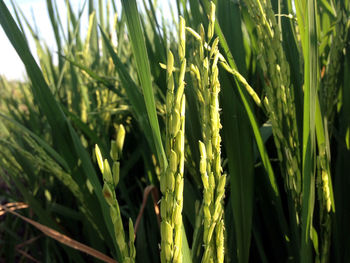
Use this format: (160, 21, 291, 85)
(0, 0, 175, 81)
(0, 0, 83, 80)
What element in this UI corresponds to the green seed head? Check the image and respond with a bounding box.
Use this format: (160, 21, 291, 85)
(112, 162, 120, 186)
(175, 130, 184, 156)
(180, 96, 186, 121)
(116, 125, 126, 157)
(190, 64, 200, 82)
(173, 202, 182, 226)
(203, 189, 212, 204)
(217, 175, 226, 197)
(216, 220, 224, 263)
(212, 53, 219, 72)
(166, 194, 175, 215)
(209, 172, 215, 189)
(166, 88, 174, 113)
(206, 141, 213, 161)
(207, 224, 215, 243)
(102, 183, 114, 206)
(175, 175, 184, 201)
(202, 173, 209, 190)
(186, 26, 201, 42)
(207, 2, 216, 40)
(213, 200, 222, 222)
(179, 16, 186, 61)
(161, 220, 174, 245)
(174, 228, 182, 259)
(95, 144, 104, 173)
(129, 218, 135, 245)
(166, 169, 175, 192)
(210, 37, 219, 59)
(167, 50, 174, 75)
(103, 159, 113, 184)
(171, 110, 181, 136)
(161, 198, 167, 219)
(199, 140, 207, 174)
(110, 140, 118, 161)
(164, 242, 173, 262)
(179, 59, 187, 84)
(203, 206, 211, 222)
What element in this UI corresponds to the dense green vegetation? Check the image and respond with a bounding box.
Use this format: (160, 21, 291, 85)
(0, 0, 349, 262)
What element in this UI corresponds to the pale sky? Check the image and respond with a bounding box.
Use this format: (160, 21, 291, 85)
(0, 0, 176, 81)
(0, 0, 86, 80)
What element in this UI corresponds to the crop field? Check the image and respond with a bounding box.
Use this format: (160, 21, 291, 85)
(0, 0, 349, 262)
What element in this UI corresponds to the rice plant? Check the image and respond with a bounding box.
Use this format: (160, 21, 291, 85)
(0, 0, 349, 262)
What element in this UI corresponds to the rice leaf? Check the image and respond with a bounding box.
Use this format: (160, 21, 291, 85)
(121, 0, 167, 170)
(298, 0, 318, 261)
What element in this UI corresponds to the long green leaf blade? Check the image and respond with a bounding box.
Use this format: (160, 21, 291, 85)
(299, 0, 318, 261)
(121, 0, 167, 170)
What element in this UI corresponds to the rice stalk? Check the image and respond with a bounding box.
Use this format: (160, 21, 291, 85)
(245, 0, 302, 221)
(187, 3, 226, 262)
(95, 125, 135, 263)
(321, 8, 348, 125)
(160, 16, 186, 263)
